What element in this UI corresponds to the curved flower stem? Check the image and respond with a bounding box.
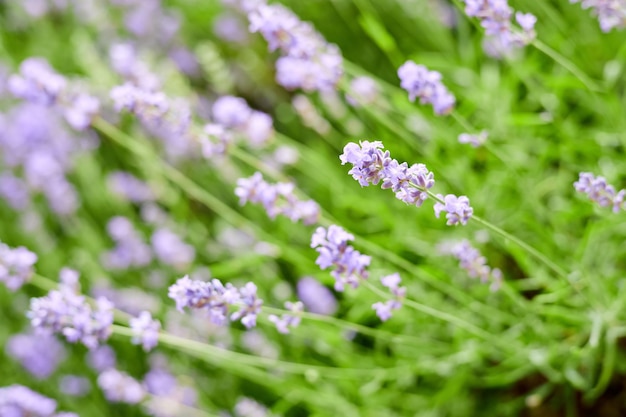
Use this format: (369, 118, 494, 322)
(424, 189, 570, 281)
(262, 306, 447, 348)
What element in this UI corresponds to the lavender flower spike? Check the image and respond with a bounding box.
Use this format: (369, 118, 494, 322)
(340, 141, 435, 207)
(311, 225, 371, 291)
(372, 273, 406, 322)
(168, 275, 262, 328)
(433, 194, 474, 226)
(397, 61, 455, 115)
(269, 301, 303, 334)
(97, 369, 145, 404)
(28, 280, 114, 349)
(130, 311, 161, 351)
(0, 242, 38, 291)
(570, 0, 626, 32)
(574, 172, 625, 213)
(0, 385, 77, 417)
(441, 240, 503, 291)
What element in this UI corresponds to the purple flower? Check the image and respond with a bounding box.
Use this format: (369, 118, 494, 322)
(234, 397, 270, 417)
(86, 345, 117, 372)
(130, 311, 161, 351)
(6, 332, 66, 379)
(151, 228, 195, 268)
(296, 277, 338, 315)
(59, 375, 91, 397)
(346, 76, 380, 107)
(441, 240, 503, 291)
(372, 273, 405, 321)
(0, 385, 74, 417)
(168, 275, 262, 328)
(574, 172, 625, 212)
(8, 58, 66, 106)
(97, 369, 145, 404)
(235, 172, 320, 225)
(268, 301, 303, 334)
(458, 131, 488, 147)
(63, 93, 100, 130)
(248, 3, 343, 92)
(102, 216, 153, 270)
(213, 96, 252, 127)
(0, 242, 37, 291)
(398, 61, 455, 115)
(340, 141, 435, 207)
(433, 194, 474, 226)
(570, 0, 626, 32)
(311, 225, 370, 291)
(0, 173, 30, 209)
(461, 0, 536, 56)
(107, 171, 155, 203)
(28, 282, 114, 349)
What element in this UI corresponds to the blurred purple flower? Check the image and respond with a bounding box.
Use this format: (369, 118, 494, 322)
(311, 225, 370, 291)
(6, 332, 66, 379)
(98, 368, 145, 404)
(59, 375, 91, 397)
(0, 241, 37, 291)
(570, 0, 626, 32)
(0, 385, 75, 417)
(151, 228, 195, 268)
(574, 172, 626, 212)
(130, 310, 161, 351)
(268, 301, 303, 334)
(296, 277, 338, 315)
(86, 345, 117, 372)
(398, 61, 455, 115)
(441, 239, 503, 291)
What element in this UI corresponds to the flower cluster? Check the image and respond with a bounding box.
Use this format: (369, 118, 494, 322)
(97, 368, 145, 404)
(6, 332, 66, 379)
(458, 131, 488, 147)
(0, 241, 38, 291)
(346, 76, 380, 107)
(340, 141, 435, 207)
(0, 385, 77, 417)
(168, 275, 263, 329)
(372, 273, 406, 322)
(102, 216, 153, 270)
(574, 172, 625, 212)
(461, 0, 537, 56)
(442, 240, 503, 291)
(107, 171, 155, 203)
(433, 194, 474, 226)
(151, 228, 196, 268)
(212, 96, 274, 146)
(28, 280, 114, 349)
(297, 277, 338, 315)
(268, 301, 303, 334)
(248, 3, 343, 92)
(570, 0, 626, 32)
(311, 225, 371, 291)
(397, 61, 456, 115)
(235, 172, 321, 225)
(130, 311, 161, 351)
(8, 57, 100, 130)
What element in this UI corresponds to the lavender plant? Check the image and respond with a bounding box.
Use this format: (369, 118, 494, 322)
(0, 0, 625, 416)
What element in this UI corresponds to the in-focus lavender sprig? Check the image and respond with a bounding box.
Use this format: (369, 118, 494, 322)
(235, 172, 321, 225)
(340, 141, 435, 207)
(574, 172, 625, 212)
(168, 275, 262, 329)
(433, 194, 474, 226)
(372, 273, 406, 322)
(311, 225, 371, 291)
(397, 61, 455, 115)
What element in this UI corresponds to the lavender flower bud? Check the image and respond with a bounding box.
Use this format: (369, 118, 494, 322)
(311, 225, 371, 291)
(397, 61, 455, 115)
(441, 240, 503, 291)
(433, 194, 474, 226)
(0, 385, 75, 417)
(296, 277, 338, 315)
(6, 332, 66, 379)
(8, 58, 66, 105)
(570, 0, 626, 32)
(235, 172, 320, 225)
(268, 301, 303, 334)
(151, 228, 195, 268)
(458, 131, 488, 147)
(168, 275, 262, 328)
(97, 369, 145, 404)
(340, 141, 435, 207)
(574, 172, 625, 212)
(130, 311, 161, 351)
(372, 273, 405, 321)
(0, 242, 37, 291)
